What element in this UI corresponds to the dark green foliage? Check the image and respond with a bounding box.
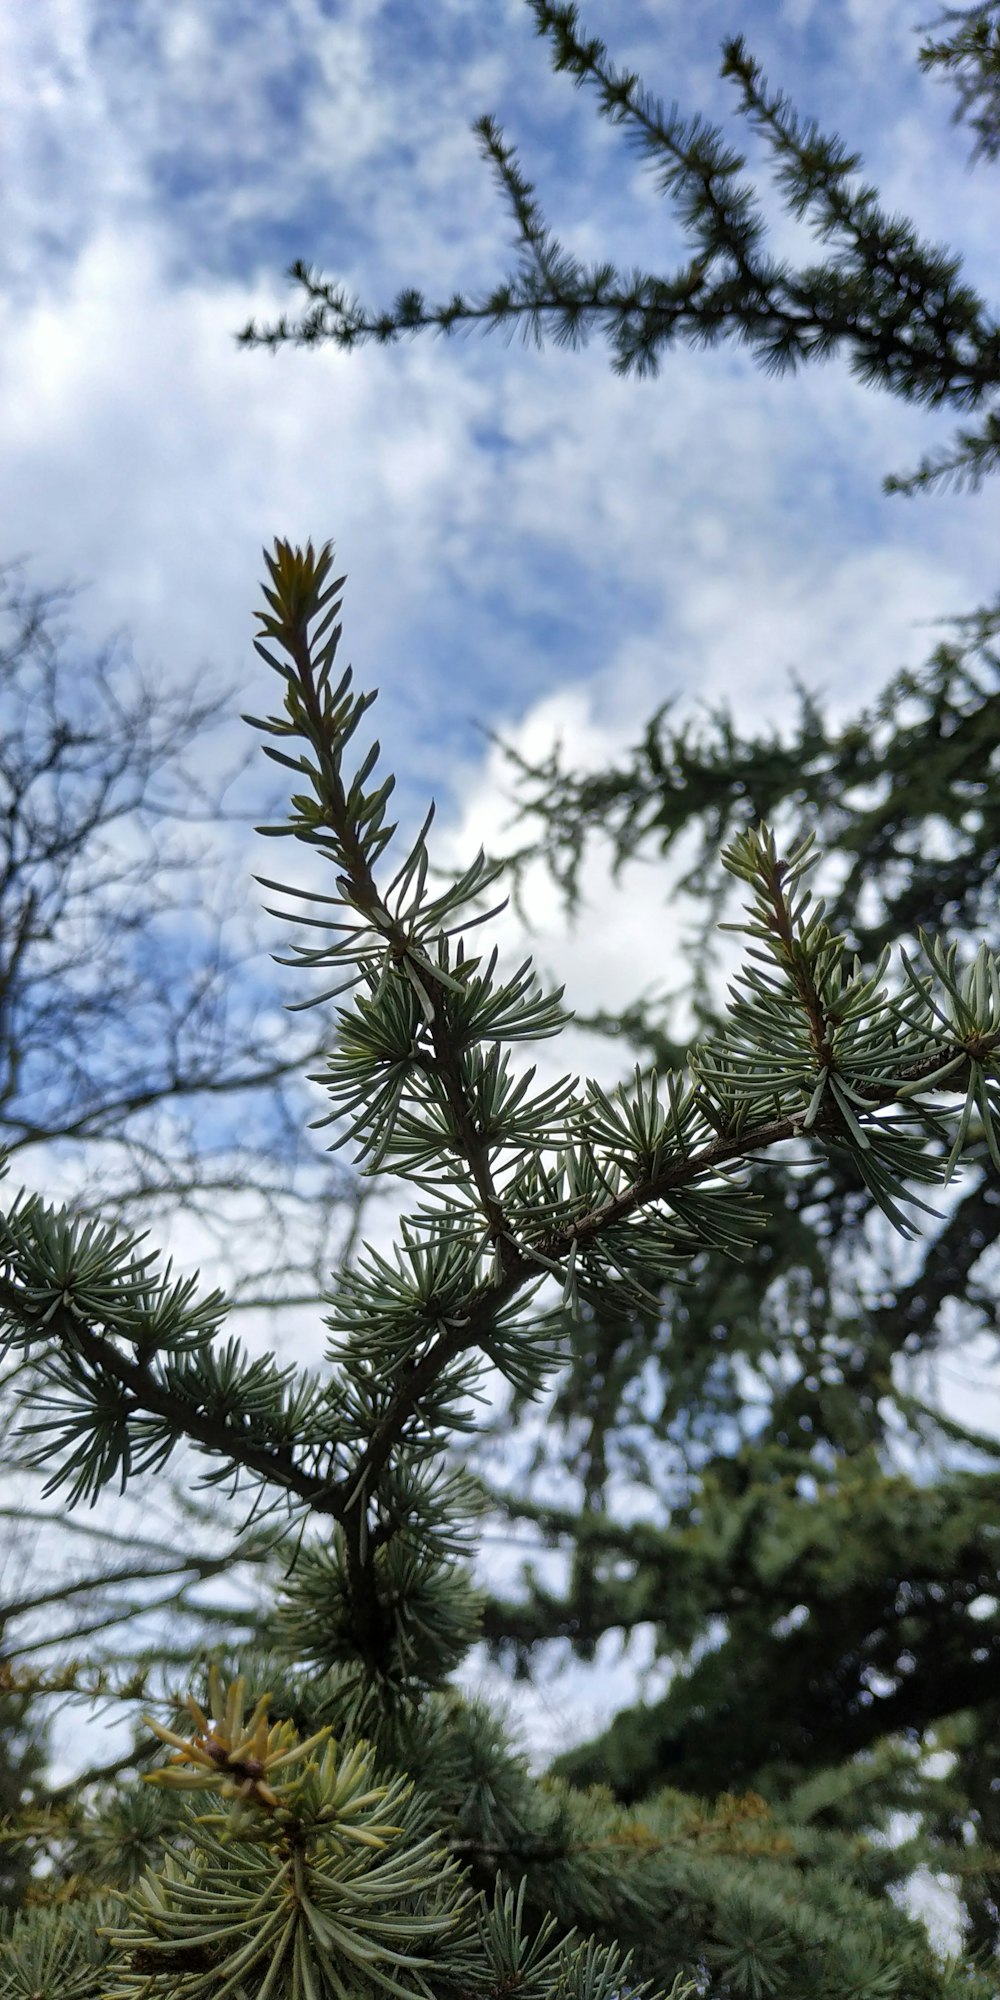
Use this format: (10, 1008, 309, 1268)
(467, 602, 1000, 1956)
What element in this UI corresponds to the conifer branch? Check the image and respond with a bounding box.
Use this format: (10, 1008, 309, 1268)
(236, 0, 1000, 495)
(1, 542, 998, 1997)
(3, 546, 998, 1550)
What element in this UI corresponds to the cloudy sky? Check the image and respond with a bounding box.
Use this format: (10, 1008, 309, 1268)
(3, 0, 999, 1854)
(4, 0, 997, 828)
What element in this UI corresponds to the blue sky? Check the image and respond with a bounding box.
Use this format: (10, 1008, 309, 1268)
(2, 0, 999, 1868)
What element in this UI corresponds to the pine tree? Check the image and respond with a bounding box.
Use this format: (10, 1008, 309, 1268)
(0, 539, 998, 1996)
(233, 2, 1000, 1957)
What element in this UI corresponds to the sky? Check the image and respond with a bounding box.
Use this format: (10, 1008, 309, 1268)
(2, 0, 999, 1930)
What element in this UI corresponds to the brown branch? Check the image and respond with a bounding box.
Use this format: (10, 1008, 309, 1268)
(0, 1288, 342, 1515)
